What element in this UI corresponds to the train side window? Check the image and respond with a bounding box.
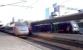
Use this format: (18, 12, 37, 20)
(57, 23, 72, 33)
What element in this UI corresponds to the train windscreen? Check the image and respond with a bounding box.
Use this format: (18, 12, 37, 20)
(77, 22, 83, 28)
(77, 22, 83, 33)
(15, 23, 29, 33)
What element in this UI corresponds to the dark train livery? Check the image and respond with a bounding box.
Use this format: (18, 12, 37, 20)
(31, 13, 83, 34)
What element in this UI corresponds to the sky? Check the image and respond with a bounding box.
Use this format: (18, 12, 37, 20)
(0, 0, 56, 25)
(0, 0, 83, 25)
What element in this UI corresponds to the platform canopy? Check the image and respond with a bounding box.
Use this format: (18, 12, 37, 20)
(31, 13, 83, 25)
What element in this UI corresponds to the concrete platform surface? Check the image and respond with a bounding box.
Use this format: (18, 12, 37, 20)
(0, 32, 48, 50)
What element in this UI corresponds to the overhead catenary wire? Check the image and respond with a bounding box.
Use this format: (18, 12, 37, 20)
(10, 0, 38, 8)
(0, 0, 38, 8)
(0, 0, 27, 7)
(9, 4, 33, 8)
(59, 0, 78, 10)
(54, 0, 79, 16)
(0, 0, 40, 9)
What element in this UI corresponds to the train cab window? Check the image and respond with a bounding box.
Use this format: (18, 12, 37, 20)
(77, 22, 83, 33)
(77, 22, 83, 28)
(15, 23, 26, 26)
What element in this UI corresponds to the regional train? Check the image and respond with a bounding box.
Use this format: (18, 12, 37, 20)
(31, 13, 83, 34)
(1, 22, 32, 37)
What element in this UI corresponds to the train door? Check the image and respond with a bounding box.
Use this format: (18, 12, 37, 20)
(53, 23, 58, 33)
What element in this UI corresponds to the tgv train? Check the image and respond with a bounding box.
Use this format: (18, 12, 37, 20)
(31, 20, 83, 34)
(52, 21, 81, 33)
(2, 22, 32, 36)
(31, 13, 83, 34)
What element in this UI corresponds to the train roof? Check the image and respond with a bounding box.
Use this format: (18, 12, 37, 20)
(31, 13, 83, 25)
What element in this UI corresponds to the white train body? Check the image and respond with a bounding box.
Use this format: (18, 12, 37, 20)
(8, 22, 30, 36)
(13, 22, 29, 35)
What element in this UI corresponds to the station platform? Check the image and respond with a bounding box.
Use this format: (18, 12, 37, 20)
(0, 32, 49, 50)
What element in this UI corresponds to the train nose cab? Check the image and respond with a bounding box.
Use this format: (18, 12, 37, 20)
(14, 22, 30, 36)
(70, 21, 79, 33)
(16, 25, 29, 35)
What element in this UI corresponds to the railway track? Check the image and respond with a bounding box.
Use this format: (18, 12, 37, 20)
(21, 37, 68, 50)
(26, 36, 83, 50)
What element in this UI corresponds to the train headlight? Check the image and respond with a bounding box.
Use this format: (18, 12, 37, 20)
(73, 27, 79, 31)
